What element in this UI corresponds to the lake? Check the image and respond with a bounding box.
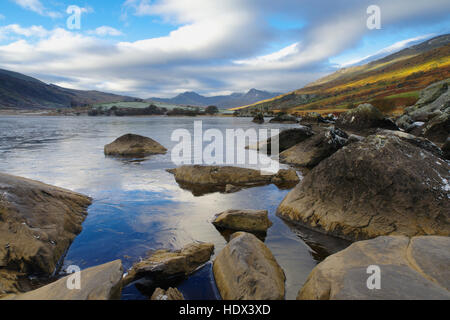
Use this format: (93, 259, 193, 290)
(0, 116, 350, 300)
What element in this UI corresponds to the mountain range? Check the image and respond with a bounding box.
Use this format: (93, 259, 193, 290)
(148, 89, 282, 109)
(233, 34, 450, 115)
(0, 69, 136, 109)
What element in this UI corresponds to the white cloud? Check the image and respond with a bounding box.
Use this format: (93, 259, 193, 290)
(88, 26, 123, 37)
(0, 14, 5, 20)
(0, 24, 49, 38)
(1, 0, 449, 98)
(340, 34, 435, 67)
(12, 0, 62, 18)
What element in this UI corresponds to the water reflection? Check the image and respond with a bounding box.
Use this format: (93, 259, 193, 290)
(0, 116, 350, 300)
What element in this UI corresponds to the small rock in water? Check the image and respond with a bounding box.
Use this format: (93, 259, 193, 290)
(151, 287, 184, 300)
(212, 209, 272, 233)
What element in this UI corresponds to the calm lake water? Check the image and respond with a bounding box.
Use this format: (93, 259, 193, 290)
(0, 116, 350, 300)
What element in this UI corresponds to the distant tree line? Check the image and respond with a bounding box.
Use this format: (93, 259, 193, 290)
(88, 104, 219, 117)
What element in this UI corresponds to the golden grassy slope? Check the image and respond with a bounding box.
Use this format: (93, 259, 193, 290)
(232, 44, 450, 115)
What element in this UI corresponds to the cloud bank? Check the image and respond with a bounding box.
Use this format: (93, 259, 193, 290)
(1, 0, 449, 98)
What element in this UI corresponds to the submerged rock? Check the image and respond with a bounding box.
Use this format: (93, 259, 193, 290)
(4, 260, 123, 300)
(280, 127, 348, 168)
(212, 209, 272, 233)
(336, 104, 398, 131)
(277, 133, 450, 241)
(298, 236, 450, 300)
(104, 133, 167, 157)
(213, 232, 285, 300)
(123, 242, 214, 286)
(0, 173, 92, 295)
(151, 287, 184, 300)
(167, 166, 299, 196)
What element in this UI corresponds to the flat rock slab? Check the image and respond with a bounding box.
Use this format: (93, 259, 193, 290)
(213, 232, 285, 300)
(277, 133, 450, 241)
(4, 260, 123, 300)
(212, 209, 272, 233)
(123, 242, 214, 286)
(0, 172, 92, 295)
(167, 165, 299, 196)
(298, 236, 450, 300)
(104, 133, 167, 157)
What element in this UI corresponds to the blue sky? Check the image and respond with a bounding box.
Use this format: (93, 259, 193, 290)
(0, 0, 449, 98)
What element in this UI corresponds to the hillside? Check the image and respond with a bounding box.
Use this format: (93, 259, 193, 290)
(233, 34, 450, 116)
(0, 69, 137, 110)
(149, 88, 282, 109)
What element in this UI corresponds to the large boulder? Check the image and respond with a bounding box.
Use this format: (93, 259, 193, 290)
(212, 209, 272, 233)
(167, 166, 299, 196)
(376, 129, 444, 159)
(298, 236, 450, 300)
(252, 114, 264, 124)
(151, 287, 184, 300)
(104, 134, 167, 157)
(5, 260, 123, 300)
(422, 112, 450, 144)
(0, 173, 91, 295)
(396, 79, 450, 143)
(213, 232, 285, 300)
(123, 242, 214, 286)
(277, 133, 450, 241)
(247, 126, 314, 154)
(416, 80, 449, 107)
(336, 104, 398, 131)
(280, 127, 348, 168)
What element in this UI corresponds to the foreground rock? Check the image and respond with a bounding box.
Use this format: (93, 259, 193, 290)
(167, 166, 299, 196)
(277, 133, 450, 241)
(151, 287, 184, 300)
(269, 113, 298, 124)
(123, 242, 214, 286)
(5, 260, 123, 300)
(336, 104, 398, 131)
(0, 173, 92, 296)
(298, 236, 450, 300)
(212, 210, 272, 233)
(104, 133, 167, 157)
(280, 127, 348, 168)
(213, 232, 285, 300)
(247, 127, 314, 154)
(252, 114, 264, 124)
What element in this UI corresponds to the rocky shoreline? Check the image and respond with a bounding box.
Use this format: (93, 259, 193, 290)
(0, 79, 449, 300)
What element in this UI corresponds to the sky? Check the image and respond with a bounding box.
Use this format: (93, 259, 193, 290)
(0, 0, 449, 98)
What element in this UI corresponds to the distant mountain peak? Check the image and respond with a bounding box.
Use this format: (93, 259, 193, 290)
(148, 88, 283, 109)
